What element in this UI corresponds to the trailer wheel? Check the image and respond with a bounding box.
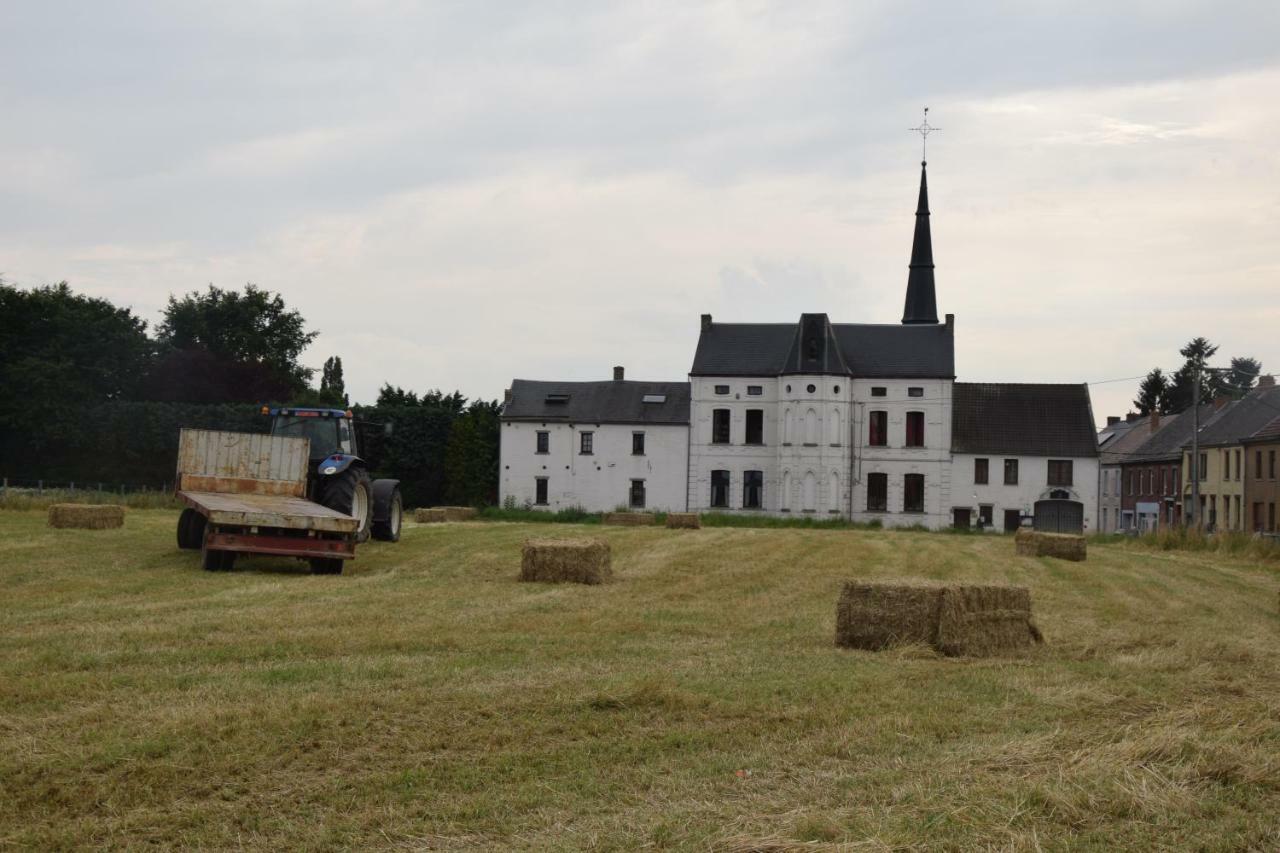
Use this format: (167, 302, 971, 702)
(371, 486, 402, 542)
(309, 557, 344, 575)
(177, 508, 206, 550)
(201, 546, 234, 572)
(319, 466, 373, 544)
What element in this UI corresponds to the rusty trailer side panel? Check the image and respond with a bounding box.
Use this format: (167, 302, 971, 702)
(177, 429, 309, 497)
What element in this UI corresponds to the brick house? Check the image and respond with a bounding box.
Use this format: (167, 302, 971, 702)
(1098, 412, 1164, 533)
(1181, 383, 1280, 531)
(1118, 409, 1198, 532)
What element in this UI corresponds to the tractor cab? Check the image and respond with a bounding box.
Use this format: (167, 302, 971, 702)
(262, 406, 402, 544)
(267, 407, 358, 461)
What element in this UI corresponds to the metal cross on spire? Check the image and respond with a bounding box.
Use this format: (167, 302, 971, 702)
(909, 107, 939, 163)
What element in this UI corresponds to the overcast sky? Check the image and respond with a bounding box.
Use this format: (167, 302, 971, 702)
(3, 1, 1278, 422)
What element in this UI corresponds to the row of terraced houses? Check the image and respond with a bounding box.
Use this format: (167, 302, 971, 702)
(1097, 379, 1280, 534)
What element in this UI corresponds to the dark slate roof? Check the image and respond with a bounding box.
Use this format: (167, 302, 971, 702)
(691, 316, 954, 378)
(1246, 413, 1280, 443)
(951, 383, 1098, 457)
(1124, 405, 1221, 463)
(502, 379, 690, 425)
(1099, 414, 1170, 465)
(1189, 385, 1280, 448)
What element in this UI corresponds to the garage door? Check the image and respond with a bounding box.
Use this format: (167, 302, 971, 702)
(1034, 499, 1084, 534)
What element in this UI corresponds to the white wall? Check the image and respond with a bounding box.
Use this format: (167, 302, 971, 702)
(687, 375, 957, 529)
(952, 452, 1099, 532)
(847, 378, 953, 529)
(499, 420, 688, 512)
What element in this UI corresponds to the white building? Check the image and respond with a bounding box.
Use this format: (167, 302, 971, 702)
(500, 160, 1100, 531)
(950, 383, 1100, 532)
(499, 369, 689, 512)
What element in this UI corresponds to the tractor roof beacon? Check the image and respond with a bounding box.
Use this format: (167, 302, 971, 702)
(266, 406, 403, 545)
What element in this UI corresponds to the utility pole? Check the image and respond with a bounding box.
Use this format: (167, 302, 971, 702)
(1189, 366, 1200, 528)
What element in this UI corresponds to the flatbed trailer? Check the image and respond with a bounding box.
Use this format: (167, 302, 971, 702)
(175, 429, 360, 573)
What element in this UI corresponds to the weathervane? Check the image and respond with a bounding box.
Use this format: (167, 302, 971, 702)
(909, 107, 939, 162)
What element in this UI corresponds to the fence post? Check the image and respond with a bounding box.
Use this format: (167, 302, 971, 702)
(38, 480, 43, 495)
(70, 481, 75, 492)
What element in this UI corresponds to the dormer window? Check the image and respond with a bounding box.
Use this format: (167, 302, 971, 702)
(545, 393, 570, 404)
(642, 394, 666, 404)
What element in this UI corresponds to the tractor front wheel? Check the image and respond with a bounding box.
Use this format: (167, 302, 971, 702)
(319, 466, 373, 544)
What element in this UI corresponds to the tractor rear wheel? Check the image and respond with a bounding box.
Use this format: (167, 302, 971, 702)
(371, 486, 403, 542)
(319, 467, 373, 544)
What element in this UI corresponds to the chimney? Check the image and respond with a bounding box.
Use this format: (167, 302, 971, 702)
(613, 366, 625, 382)
(945, 313, 954, 329)
(701, 313, 713, 331)
(503, 388, 512, 404)
(1126, 412, 1140, 423)
(1150, 410, 1160, 433)
(1259, 374, 1276, 388)
(1107, 416, 1121, 426)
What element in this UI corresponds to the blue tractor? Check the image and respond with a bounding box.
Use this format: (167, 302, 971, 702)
(266, 406, 402, 543)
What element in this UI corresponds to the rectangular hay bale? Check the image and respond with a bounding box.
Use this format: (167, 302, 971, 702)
(602, 512, 656, 527)
(835, 581, 1042, 657)
(47, 503, 125, 530)
(1015, 529, 1086, 561)
(441, 506, 478, 521)
(413, 508, 448, 523)
(665, 512, 701, 529)
(520, 538, 612, 584)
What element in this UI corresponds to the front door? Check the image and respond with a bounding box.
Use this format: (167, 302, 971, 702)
(1004, 509, 1022, 532)
(952, 508, 971, 529)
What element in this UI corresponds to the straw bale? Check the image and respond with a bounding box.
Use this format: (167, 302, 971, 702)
(520, 538, 612, 584)
(47, 504, 124, 530)
(602, 512, 656, 526)
(835, 580, 1042, 657)
(665, 513, 701, 529)
(413, 508, 448, 523)
(441, 506, 478, 521)
(1015, 529, 1086, 561)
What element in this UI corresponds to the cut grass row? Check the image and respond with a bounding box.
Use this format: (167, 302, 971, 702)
(2, 508, 1278, 848)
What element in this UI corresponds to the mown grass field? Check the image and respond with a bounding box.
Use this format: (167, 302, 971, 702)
(2, 510, 1279, 850)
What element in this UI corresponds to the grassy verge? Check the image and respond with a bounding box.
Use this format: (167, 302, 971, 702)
(0, 488, 180, 510)
(2, 509, 1279, 848)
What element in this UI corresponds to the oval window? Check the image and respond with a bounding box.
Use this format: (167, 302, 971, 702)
(806, 384, 816, 394)
(785, 384, 792, 393)
(833, 385, 840, 394)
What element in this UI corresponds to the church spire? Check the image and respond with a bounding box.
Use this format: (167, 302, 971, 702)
(902, 159, 939, 324)
(902, 110, 940, 325)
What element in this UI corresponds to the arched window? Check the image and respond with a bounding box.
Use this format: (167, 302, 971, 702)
(828, 408, 842, 445)
(805, 409, 818, 444)
(781, 471, 791, 511)
(830, 470, 840, 510)
(803, 471, 817, 511)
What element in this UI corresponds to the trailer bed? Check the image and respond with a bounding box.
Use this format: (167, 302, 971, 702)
(178, 491, 358, 534)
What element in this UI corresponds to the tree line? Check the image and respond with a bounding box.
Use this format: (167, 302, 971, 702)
(0, 280, 498, 507)
(1133, 338, 1263, 415)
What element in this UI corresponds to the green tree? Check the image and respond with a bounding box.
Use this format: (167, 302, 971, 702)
(443, 400, 501, 506)
(1163, 337, 1221, 413)
(152, 284, 318, 401)
(1224, 356, 1262, 398)
(319, 356, 348, 406)
(0, 281, 153, 446)
(1133, 368, 1169, 415)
